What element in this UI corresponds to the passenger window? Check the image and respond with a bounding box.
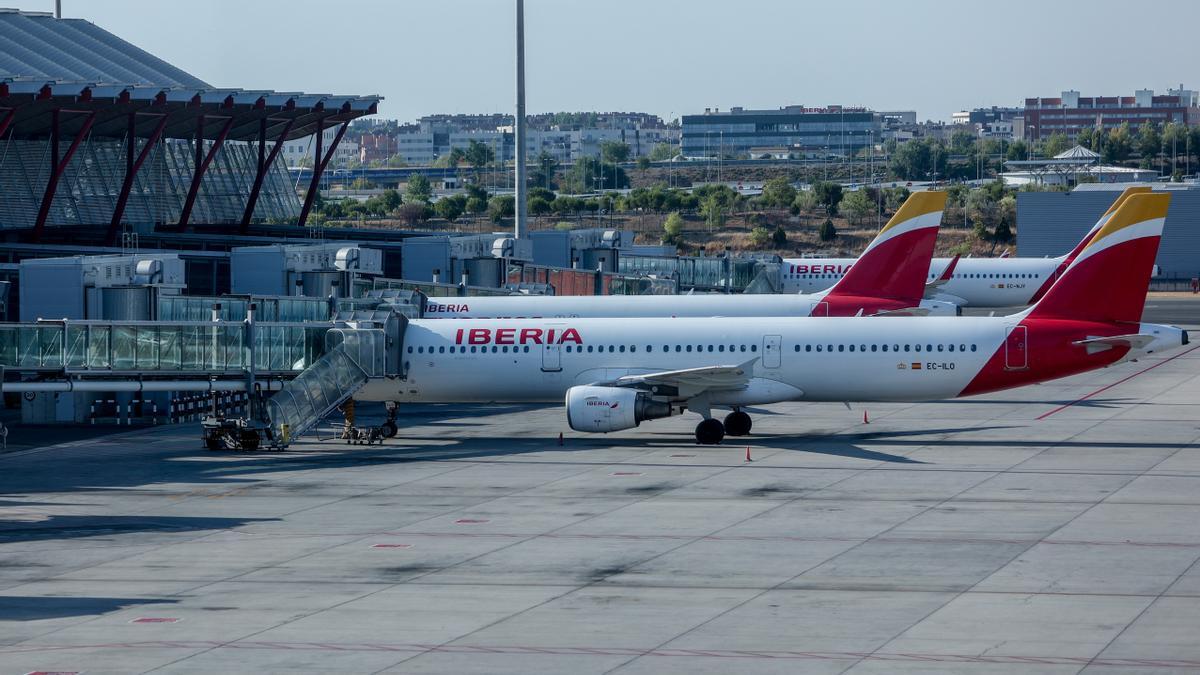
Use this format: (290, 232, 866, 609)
(751, 345, 758, 352)
(871, 345, 877, 352)
(849, 345, 855, 352)
(720, 345, 727, 352)
(838, 345, 845, 352)
(675, 345, 682, 352)
(904, 345, 910, 352)
(707, 345, 714, 352)
(470, 346, 477, 353)
(948, 344, 954, 352)
(926, 344, 932, 352)
(631, 346, 637, 353)
(805, 345, 812, 352)
(794, 345, 801, 352)
(492, 346, 498, 353)
(816, 345, 823, 352)
(619, 345, 626, 353)
(740, 345, 747, 352)
(959, 344, 966, 351)
(881, 344, 888, 352)
(937, 344, 943, 352)
(893, 344, 899, 352)
(609, 346, 616, 353)
(439, 346, 445, 353)
(407, 346, 413, 354)
(860, 344, 866, 352)
(970, 344, 977, 352)
(686, 345, 693, 352)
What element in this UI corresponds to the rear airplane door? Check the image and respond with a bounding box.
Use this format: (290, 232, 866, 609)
(1004, 325, 1028, 370)
(763, 335, 782, 369)
(541, 343, 562, 372)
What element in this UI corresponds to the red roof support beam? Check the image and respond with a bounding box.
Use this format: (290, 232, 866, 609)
(33, 108, 96, 242)
(239, 116, 295, 233)
(176, 115, 234, 230)
(297, 119, 349, 228)
(106, 113, 168, 245)
(0, 108, 16, 138)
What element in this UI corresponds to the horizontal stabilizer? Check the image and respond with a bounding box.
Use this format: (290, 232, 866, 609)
(924, 254, 960, 295)
(871, 307, 931, 317)
(1072, 334, 1156, 355)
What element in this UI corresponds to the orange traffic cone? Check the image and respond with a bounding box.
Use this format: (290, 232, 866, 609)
(863, 410, 869, 424)
(745, 446, 752, 462)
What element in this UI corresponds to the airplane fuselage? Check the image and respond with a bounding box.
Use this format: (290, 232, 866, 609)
(421, 292, 957, 319)
(782, 256, 1061, 307)
(360, 316, 1181, 405)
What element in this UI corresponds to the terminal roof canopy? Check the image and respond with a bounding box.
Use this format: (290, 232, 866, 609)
(0, 8, 381, 142)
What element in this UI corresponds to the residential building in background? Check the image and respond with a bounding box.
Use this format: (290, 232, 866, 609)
(385, 112, 678, 166)
(680, 106, 883, 159)
(1022, 88, 1200, 141)
(280, 127, 360, 169)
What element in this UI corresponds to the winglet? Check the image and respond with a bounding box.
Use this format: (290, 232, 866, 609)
(827, 191, 947, 303)
(1026, 192, 1169, 324)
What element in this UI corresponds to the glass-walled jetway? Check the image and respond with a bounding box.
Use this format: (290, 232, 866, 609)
(0, 321, 331, 375)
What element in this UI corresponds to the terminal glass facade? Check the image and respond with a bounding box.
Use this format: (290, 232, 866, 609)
(0, 138, 300, 230)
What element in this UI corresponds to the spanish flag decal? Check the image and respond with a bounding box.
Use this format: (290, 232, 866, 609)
(911, 362, 922, 370)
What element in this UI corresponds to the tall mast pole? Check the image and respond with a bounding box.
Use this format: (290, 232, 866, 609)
(514, 0, 528, 239)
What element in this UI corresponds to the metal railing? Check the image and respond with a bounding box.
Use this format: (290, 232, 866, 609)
(265, 328, 388, 443)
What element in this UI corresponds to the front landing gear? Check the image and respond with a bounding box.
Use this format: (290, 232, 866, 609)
(724, 410, 752, 437)
(695, 418, 725, 445)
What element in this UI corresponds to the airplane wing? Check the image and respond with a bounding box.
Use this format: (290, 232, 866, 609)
(1072, 334, 1156, 355)
(606, 359, 757, 398)
(924, 254, 960, 296)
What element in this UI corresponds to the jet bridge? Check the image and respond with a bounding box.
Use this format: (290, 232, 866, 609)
(0, 312, 410, 449)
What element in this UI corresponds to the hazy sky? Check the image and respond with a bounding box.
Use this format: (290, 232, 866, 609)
(13, 0, 1200, 122)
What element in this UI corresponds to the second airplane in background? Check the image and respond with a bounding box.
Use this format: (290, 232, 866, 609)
(423, 191, 955, 319)
(781, 186, 1152, 308)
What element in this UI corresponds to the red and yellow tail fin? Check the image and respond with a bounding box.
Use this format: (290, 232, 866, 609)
(1026, 192, 1169, 324)
(827, 191, 946, 303)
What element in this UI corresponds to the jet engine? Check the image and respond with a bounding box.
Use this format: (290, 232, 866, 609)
(565, 385, 675, 433)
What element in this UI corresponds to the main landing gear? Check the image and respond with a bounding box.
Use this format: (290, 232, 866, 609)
(693, 409, 753, 445)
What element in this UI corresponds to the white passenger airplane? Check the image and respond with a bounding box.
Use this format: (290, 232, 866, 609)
(423, 192, 958, 319)
(780, 186, 1152, 308)
(362, 193, 1185, 444)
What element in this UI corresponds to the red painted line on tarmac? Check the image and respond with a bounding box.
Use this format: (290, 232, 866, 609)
(129, 617, 180, 624)
(1037, 344, 1200, 420)
(454, 518, 489, 524)
(611, 471, 644, 476)
(370, 543, 412, 549)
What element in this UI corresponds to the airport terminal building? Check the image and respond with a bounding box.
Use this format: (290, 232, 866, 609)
(1017, 184, 1200, 280)
(0, 8, 379, 236)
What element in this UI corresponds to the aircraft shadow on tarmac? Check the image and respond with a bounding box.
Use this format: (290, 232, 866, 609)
(0, 595, 178, 621)
(0, 514, 277, 544)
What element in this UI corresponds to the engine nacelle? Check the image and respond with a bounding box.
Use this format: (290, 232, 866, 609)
(565, 385, 675, 433)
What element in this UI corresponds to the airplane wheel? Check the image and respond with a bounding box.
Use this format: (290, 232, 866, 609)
(695, 418, 725, 445)
(724, 411, 752, 437)
(381, 421, 398, 438)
